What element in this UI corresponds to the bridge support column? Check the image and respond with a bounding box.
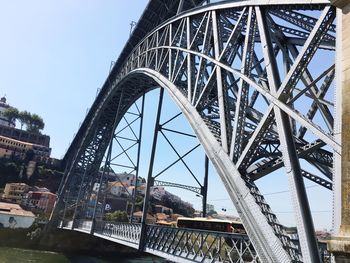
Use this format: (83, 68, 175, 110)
(328, 1, 350, 260)
(201, 155, 209, 218)
(139, 88, 164, 250)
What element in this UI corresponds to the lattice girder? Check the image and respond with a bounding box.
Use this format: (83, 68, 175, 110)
(54, 1, 336, 262)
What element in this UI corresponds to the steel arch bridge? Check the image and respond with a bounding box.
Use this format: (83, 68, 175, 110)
(51, 0, 339, 262)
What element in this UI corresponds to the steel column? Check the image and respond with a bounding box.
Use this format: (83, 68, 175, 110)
(139, 88, 164, 250)
(256, 6, 320, 262)
(130, 94, 145, 222)
(202, 155, 209, 218)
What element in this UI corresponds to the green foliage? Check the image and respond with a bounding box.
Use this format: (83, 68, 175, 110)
(0, 158, 63, 191)
(3, 107, 19, 126)
(135, 195, 144, 211)
(0, 160, 21, 187)
(160, 195, 195, 217)
(18, 110, 31, 130)
(104, 210, 129, 222)
(24, 149, 35, 162)
(15, 110, 45, 133)
(27, 113, 44, 133)
(2, 106, 45, 133)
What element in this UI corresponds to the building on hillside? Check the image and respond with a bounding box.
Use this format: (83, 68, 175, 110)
(193, 210, 201, 217)
(127, 184, 146, 196)
(114, 172, 135, 186)
(22, 190, 57, 215)
(206, 203, 215, 212)
(132, 211, 156, 224)
(107, 181, 131, 197)
(150, 186, 166, 201)
(136, 184, 146, 195)
(154, 205, 173, 215)
(171, 213, 183, 221)
(165, 191, 181, 203)
(92, 183, 101, 193)
(0, 97, 15, 127)
(0, 97, 53, 162)
(0, 135, 51, 160)
(0, 202, 35, 228)
(155, 212, 169, 222)
(32, 186, 50, 193)
(104, 197, 128, 214)
(0, 123, 50, 147)
(3, 183, 30, 204)
(106, 172, 145, 187)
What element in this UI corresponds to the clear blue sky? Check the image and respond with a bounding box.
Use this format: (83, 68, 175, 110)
(0, 0, 148, 159)
(0, 1, 332, 230)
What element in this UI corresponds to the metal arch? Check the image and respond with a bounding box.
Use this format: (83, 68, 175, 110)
(131, 68, 293, 262)
(153, 180, 202, 195)
(53, 1, 337, 263)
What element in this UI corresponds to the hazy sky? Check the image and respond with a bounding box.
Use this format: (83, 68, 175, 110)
(0, 1, 332, 230)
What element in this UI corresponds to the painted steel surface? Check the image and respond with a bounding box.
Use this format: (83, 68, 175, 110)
(52, 1, 336, 262)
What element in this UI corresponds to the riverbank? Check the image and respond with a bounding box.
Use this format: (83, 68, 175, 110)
(0, 224, 149, 260)
(0, 247, 165, 263)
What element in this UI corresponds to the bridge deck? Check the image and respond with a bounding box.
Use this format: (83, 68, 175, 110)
(60, 220, 259, 263)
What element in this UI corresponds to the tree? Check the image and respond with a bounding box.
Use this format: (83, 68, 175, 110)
(3, 107, 19, 126)
(104, 210, 129, 222)
(18, 111, 31, 130)
(28, 113, 44, 133)
(18, 111, 44, 133)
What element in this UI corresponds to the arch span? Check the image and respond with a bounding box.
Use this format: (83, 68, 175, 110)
(53, 2, 336, 262)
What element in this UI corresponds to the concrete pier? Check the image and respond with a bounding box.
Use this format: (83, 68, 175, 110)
(328, 0, 350, 261)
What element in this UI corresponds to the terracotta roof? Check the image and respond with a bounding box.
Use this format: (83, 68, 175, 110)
(108, 181, 128, 187)
(156, 213, 168, 221)
(7, 183, 29, 187)
(0, 202, 35, 218)
(29, 191, 56, 196)
(171, 213, 183, 219)
(156, 220, 172, 225)
(133, 211, 143, 217)
(133, 211, 155, 220)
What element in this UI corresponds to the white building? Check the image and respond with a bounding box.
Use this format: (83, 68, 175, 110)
(107, 172, 145, 187)
(150, 186, 166, 201)
(0, 202, 35, 228)
(0, 97, 15, 127)
(206, 203, 215, 212)
(93, 183, 100, 193)
(107, 181, 131, 197)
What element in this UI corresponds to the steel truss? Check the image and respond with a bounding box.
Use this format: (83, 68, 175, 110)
(52, 1, 337, 262)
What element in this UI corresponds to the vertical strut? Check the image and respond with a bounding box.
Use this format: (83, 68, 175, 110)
(256, 6, 320, 262)
(187, 16, 192, 103)
(130, 94, 145, 222)
(90, 89, 125, 232)
(202, 154, 209, 218)
(212, 10, 230, 153)
(139, 88, 164, 250)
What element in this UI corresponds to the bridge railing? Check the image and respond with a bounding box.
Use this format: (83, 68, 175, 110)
(74, 219, 93, 232)
(94, 220, 141, 245)
(58, 220, 331, 262)
(60, 219, 73, 229)
(144, 225, 259, 262)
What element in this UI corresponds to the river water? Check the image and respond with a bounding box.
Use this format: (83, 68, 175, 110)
(0, 247, 166, 263)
